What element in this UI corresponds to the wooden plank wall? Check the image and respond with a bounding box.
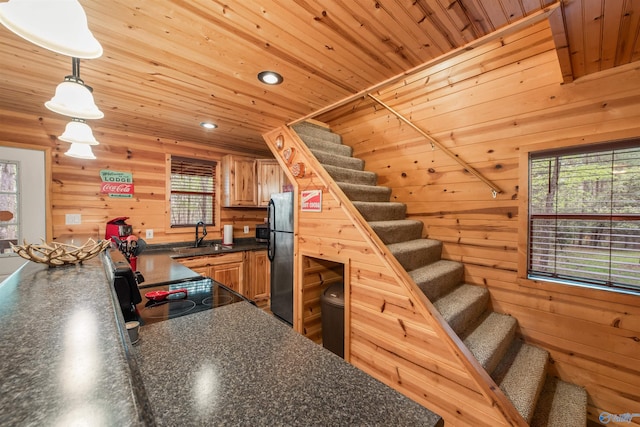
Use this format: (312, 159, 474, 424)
(0, 110, 269, 244)
(317, 19, 640, 426)
(263, 127, 527, 426)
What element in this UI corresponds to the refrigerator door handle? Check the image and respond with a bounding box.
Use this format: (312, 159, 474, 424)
(268, 230, 276, 261)
(267, 198, 275, 261)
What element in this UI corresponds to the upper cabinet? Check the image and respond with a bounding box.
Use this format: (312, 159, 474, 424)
(221, 155, 288, 208)
(257, 159, 285, 207)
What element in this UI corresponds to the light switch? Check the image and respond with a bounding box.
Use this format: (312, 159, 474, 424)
(146, 229, 154, 239)
(244, 225, 249, 233)
(65, 214, 81, 225)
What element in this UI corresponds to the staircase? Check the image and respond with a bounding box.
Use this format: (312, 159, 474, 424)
(292, 121, 587, 426)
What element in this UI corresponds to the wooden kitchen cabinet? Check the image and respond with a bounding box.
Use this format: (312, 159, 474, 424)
(211, 259, 244, 294)
(177, 252, 245, 294)
(256, 159, 287, 207)
(245, 250, 270, 308)
(222, 155, 287, 208)
(221, 155, 258, 207)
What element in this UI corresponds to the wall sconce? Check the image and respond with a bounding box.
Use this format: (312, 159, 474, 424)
(0, 0, 102, 58)
(45, 57, 103, 119)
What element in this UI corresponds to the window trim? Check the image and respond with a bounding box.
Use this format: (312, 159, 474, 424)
(165, 154, 221, 234)
(517, 134, 640, 298)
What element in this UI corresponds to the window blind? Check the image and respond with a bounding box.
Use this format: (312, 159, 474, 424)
(170, 157, 216, 227)
(528, 142, 640, 293)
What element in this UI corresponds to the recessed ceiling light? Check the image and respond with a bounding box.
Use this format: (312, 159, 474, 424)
(200, 122, 217, 129)
(258, 71, 283, 85)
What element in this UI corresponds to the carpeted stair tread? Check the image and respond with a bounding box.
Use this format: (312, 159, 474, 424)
(312, 149, 365, 171)
(409, 259, 463, 301)
(388, 239, 443, 273)
(492, 340, 548, 423)
(292, 121, 343, 145)
(301, 136, 353, 157)
(353, 201, 407, 222)
(324, 164, 377, 186)
(530, 377, 587, 427)
(369, 220, 423, 244)
(462, 312, 517, 374)
(433, 284, 489, 335)
(338, 182, 392, 202)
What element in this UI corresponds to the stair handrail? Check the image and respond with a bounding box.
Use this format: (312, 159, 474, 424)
(367, 94, 503, 197)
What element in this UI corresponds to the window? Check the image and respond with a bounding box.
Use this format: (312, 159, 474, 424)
(0, 160, 19, 253)
(170, 156, 217, 227)
(528, 141, 640, 293)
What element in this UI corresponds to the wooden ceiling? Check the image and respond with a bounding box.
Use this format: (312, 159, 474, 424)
(1, 0, 639, 156)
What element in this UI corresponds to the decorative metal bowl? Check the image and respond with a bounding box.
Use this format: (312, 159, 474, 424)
(10, 238, 111, 267)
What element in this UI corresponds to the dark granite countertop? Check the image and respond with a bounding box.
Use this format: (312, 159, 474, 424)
(0, 255, 152, 427)
(132, 302, 443, 427)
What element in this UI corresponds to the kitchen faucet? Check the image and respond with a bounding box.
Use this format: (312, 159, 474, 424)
(195, 221, 207, 247)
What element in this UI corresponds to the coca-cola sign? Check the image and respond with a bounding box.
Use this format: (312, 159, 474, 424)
(100, 182, 134, 194)
(100, 170, 134, 198)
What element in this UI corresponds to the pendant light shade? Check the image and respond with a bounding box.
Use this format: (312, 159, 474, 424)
(65, 143, 96, 160)
(59, 119, 99, 145)
(0, 0, 102, 58)
(45, 77, 104, 119)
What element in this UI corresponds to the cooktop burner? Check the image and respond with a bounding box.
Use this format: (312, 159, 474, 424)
(142, 299, 197, 319)
(136, 278, 247, 326)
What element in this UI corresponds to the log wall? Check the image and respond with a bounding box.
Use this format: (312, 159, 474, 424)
(0, 110, 270, 244)
(317, 19, 640, 427)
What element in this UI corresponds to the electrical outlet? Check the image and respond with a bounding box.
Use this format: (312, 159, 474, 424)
(65, 214, 81, 225)
(243, 225, 249, 234)
(146, 229, 154, 239)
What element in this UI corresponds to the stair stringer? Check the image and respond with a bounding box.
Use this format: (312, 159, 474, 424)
(263, 125, 527, 426)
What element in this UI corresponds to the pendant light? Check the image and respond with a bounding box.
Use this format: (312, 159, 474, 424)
(59, 118, 98, 160)
(45, 57, 103, 119)
(65, 143, 96, 160)
(0, 0, 102, 58)
(58, 118, 99, 145)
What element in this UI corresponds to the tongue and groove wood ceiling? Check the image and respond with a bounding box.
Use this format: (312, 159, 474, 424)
(1, 0, 639, 155)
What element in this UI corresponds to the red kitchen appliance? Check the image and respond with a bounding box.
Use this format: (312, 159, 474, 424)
(106, 217, 133, 242)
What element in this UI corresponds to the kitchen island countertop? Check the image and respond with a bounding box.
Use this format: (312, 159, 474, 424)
(132, 301, 443, 426)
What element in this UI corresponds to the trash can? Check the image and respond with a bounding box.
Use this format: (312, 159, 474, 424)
(320, 282, 344, 358)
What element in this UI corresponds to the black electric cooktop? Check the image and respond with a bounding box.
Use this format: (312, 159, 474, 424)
(136, 278, 249, 326)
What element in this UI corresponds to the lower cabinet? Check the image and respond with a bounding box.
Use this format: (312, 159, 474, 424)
(176, 250, 269, 306)
(245, 250, 270, 309)
(177, 252, 244, 294)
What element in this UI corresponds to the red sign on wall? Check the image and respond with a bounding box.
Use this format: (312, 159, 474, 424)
(301, 189, 322, 212)
(100, 182, 134, 195)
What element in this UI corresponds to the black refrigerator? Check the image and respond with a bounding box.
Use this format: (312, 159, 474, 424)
(268, 192, 294, 325)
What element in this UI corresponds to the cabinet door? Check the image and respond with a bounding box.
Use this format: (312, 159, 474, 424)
(221, 155, 257, 207)
(247, 250, 270, 308)
(212, 261, 244, 295)
(257, 160, 284, 207)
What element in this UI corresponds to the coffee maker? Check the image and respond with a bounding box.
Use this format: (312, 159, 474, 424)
(105, 217, 133, 242)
